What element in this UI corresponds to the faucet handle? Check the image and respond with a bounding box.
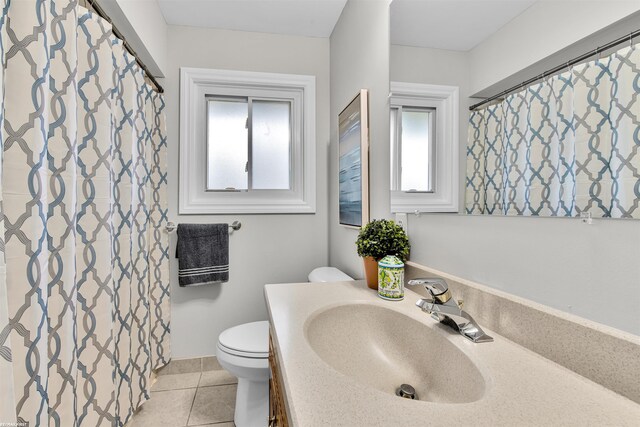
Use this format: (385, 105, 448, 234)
(406, 278, 452, 304)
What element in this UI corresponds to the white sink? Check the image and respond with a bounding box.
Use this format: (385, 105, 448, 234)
(304, 303, 486, 403)
(266, 281, 640, 426)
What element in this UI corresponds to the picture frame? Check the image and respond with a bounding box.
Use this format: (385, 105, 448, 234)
(338, 89, 369, 228)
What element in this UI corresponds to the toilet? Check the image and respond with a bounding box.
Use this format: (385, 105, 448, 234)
(216, 267, 353, 427)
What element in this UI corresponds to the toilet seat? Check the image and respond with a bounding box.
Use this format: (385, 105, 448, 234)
(218, 320, 269, 359)
(217, 342, 269, 372)
(218, 342, 268, 359)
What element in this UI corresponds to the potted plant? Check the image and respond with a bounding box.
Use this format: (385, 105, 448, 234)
(356, 219, 410, 289)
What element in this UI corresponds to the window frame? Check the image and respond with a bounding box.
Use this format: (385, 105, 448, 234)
(389, 81, 459, 213)
(180, 68, 316, 214)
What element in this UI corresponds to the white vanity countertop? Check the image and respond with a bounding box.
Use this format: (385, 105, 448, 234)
(264, 280, 640, 427)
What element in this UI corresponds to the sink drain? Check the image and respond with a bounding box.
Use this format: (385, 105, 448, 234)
(395, 383, 417, 400)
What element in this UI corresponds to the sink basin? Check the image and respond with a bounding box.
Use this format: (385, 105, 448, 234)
(304, 303, 486, 403)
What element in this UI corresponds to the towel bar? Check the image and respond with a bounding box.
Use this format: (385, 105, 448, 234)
(165, 221, 241, 233)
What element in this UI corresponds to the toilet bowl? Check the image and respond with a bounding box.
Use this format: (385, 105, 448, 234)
(216, 321, 270, 427)
(216, 267, 353, 427)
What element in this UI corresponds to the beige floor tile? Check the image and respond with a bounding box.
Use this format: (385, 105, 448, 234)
(158, 358, 202, 375)
(152, 372, 201, 391)
(187, 385, 237, 426)
(128, 388, 196, 427)
(202, 356, 222, 371)
(198, 370, 237, 387)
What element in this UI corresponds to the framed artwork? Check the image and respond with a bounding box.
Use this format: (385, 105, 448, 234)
(338, 89, 369, 228)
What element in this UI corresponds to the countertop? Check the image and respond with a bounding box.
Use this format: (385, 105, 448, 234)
(264, 280, 640, 427)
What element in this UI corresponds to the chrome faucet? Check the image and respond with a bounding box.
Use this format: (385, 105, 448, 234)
(407, 278, 493, 343)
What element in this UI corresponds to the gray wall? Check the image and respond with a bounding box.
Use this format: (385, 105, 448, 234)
(100, 0, 168, 77)
(166, 25, 330, 358)
(328, 0, 391, 278)
(390, 36, 640, 335)
(467, 0, 640, 95)
(406, 214, 640, 335)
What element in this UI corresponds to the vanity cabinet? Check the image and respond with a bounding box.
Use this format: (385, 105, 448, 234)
(269, 332, 290, 427)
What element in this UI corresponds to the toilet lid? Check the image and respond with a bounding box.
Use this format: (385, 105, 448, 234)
(218, 320, 269, 358)
(308, 267, 353, 282)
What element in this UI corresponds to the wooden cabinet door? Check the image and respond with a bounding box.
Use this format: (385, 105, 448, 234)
(269, 332, 290, 427)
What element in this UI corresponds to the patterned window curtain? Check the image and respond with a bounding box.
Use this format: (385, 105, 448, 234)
(466, 43, 640, 218)
(0, 1, 170, 426)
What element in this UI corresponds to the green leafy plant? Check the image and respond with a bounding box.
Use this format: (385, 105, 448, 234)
(356, 219, 410, 262)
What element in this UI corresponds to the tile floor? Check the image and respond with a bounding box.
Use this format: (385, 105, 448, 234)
(128, 357, 238, 427)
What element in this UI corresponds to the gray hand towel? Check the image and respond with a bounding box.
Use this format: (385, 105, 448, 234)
(176, 223, 229, 286)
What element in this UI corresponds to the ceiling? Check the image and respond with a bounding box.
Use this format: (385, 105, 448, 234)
(157, 0, 348, 38)
(391, 0, 537, 51)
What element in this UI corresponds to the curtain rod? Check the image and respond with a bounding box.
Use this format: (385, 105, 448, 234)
(84, 0, 165, 94)
(469, 27, 640, 111)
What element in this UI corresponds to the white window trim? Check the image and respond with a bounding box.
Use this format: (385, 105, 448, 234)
(179, 67, 316, 214)
(389, 81, 459, 213)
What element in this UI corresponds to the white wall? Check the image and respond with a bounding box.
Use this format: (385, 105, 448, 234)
(390, 5, 640, 335)
(98, 0, 168, 77)
(469, 0, 640, 95)
(166, 25, 330, 358)
(328, 0, 391, 278)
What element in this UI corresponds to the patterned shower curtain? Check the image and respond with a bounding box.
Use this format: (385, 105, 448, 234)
(0, 1, 170, 426)
(466, 43, 640, 218)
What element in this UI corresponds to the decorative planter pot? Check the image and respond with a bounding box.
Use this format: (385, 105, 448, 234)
(362, 256, 378, 290)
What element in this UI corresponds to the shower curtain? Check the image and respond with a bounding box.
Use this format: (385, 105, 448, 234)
(465, 43, 640, 218)
(0, 1, 170, 426)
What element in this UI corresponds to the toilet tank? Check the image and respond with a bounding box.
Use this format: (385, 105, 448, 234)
(308, 267, 353, 282)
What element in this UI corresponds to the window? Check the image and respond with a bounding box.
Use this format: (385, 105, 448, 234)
(389, 82, 459, 213)
(390, 106, 436, 193)
(206, 97, 291, 191)
(180, 68, 316, 214)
